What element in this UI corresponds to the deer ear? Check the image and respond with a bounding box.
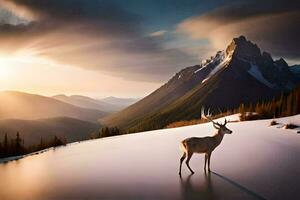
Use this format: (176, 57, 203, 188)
(213, 123, 220, 129)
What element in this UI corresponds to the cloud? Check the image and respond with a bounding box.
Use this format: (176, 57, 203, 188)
(149, 30, 167, 37)
(0, 6, 27, 25)
(177, 0, 300, 62)
(0, 0, 198, 82)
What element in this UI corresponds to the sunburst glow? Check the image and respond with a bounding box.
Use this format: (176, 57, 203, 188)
(0, 56, 15, 80)
(0, 51, 159, 97)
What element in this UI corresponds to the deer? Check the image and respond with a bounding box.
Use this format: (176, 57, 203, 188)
(179, 110, 232, 176)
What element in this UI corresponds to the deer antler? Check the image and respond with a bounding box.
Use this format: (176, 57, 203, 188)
(201, 108, 221, 128)
(223, 118, 227, 126)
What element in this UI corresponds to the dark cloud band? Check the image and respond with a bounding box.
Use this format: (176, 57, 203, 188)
(177, 0, 300, 62)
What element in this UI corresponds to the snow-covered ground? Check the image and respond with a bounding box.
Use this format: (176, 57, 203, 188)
(0, 115, 299, 200)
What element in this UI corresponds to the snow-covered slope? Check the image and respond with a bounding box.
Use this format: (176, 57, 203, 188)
(0, 115, 300, 200)
(248, 63, 275, 88)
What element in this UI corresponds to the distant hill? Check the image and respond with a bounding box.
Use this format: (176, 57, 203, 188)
(52, 95, 139, 112)
(100, 96, 140, 107)
(0, 91, 107, 122)
(0, 117, 100, 147)
(102, 36, 300, 131)
(52, 94, 123, 112)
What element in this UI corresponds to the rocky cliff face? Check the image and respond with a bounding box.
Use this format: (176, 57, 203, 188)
(174, 35, 298, 92)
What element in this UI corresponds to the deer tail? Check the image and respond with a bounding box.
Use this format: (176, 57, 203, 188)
(179, 140, 187, 153)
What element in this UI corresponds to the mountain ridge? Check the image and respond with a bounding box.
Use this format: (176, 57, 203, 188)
(0, 91, 107, 123)
(101, 96, 140, 106)
(102, 36, 300, 131)
(52, 94, 139, 112)
(52, 94, 121, 112)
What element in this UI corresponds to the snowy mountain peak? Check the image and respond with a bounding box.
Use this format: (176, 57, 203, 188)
(157, 35, 299, 108)
(226, 35, 261, 61)
(173, 35, 300, 91)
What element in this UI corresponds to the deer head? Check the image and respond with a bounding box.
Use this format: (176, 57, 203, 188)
(201, 109, 232, 134)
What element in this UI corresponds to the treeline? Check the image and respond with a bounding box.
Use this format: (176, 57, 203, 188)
(165, 84, 300, 128)
(238, 84, 300, 120)
(0, 132, 67, 159)
(0, 126, 124, 160)
(165, 111, 234, 129)
(91, 127, 123, 139)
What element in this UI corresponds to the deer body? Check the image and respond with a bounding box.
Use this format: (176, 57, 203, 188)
(179, 115, 232, 176)
(182, 132, 224, 154)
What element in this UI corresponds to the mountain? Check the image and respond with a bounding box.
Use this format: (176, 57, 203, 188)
(102, 36, 300, 131)
(290, 65, 300, 77)
(100, 96, 140, 107)
(52, 94, 123, 112)
(0, 91, 107, 122)
(52, 95, 139, 112)
(0, 117, 100, 146)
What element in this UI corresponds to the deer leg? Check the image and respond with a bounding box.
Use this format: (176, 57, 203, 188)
(208, 153, 212, 172)
(179, 152, 186, 176)
(185, 152, 194, 174)
(204, 153, 208, 171)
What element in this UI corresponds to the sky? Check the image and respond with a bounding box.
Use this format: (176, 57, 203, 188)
(0, 0, 299, 98)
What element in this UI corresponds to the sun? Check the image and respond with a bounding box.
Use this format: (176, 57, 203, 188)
(0, 56, 14, 80)
(0, 57, 11, 79)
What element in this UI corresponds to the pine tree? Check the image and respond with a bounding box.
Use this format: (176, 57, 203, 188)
(100, 127, 106, 137)
(53, 136, 60, 146)
(239, 104, 246, 121)
(110, 127, 115, 136)
(15, 132, 24, 155)
(3, 133, 9, 154)
(292, 91, 299, 115)
(0, 140, 3, 157)
(115, 127, 120, 135)
(248, 103, 254, 113)
(39, 137, 45, 150)
(104, 127, 110, 137)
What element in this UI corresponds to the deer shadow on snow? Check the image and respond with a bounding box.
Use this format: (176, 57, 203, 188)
(180, 171, 215, 200)
(179, 171, 267, 200)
